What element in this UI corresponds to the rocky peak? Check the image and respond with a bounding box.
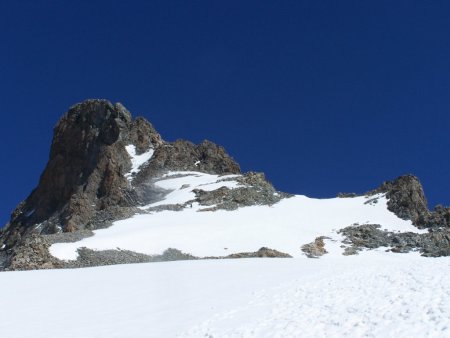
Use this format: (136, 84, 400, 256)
(133, 139, 241, 184)
(368, 174, 450, 228)
(1, 99, 242, 251)
(3, 101, 134, 245)
(128, 117, 163, 154)
(372, 174, 428, 223)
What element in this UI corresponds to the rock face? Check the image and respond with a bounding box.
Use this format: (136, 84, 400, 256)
(339, 224, 450, 257)
(1, 100, 157, 248)
(369, 175, 428, 224)
(368, 175, 450, 229)
(134, 140, 240, 184)
(0, 99, 245, 269)
(423, 204, 450, 228)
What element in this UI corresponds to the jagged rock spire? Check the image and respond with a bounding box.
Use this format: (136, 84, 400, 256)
(1, 99, 240, 249)
(370, 174, 449, 228)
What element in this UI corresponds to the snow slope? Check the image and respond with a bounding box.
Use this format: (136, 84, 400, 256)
(0, 253, 449, 338)
(49, 171, 426, 261)
(4, 171, 449, 337)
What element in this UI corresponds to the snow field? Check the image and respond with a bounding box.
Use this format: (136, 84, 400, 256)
(49, 171, 425, 261)
(0, 254, 448, 338)
(38, 170, 450, 338)
(180, 254, 450, 337)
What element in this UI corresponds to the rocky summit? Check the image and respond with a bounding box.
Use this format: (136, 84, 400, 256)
(0, 99, 449, 270)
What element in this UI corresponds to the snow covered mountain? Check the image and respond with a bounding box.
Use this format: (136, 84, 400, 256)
(0, 99, 449, 337)
(0, 99, 448, 270)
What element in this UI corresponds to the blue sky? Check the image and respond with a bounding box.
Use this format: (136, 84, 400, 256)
(1, 1, 449, 226)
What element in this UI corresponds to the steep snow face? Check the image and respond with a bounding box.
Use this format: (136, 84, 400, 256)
(124, 145, 154, 181)
(49, 171, 426, 261)
(0, 254, 449, 338)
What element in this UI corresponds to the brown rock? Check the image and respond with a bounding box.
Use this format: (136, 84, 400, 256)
(226, 247, 292, 258)
(301, 236, 329, 258)
(0, 99, 245, 269)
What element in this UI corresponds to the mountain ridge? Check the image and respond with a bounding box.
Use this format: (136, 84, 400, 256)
(0, 99, 449, 270)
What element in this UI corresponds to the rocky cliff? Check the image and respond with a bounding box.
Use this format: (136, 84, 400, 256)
(368, 175, 450, 229)
(0, 100, 245, 268)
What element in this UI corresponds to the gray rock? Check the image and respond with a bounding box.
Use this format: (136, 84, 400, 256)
(193, 172, 292, 211)
(339, 224, 450, 257)
(5, 234, 63, 270)
(337, 192, 358, 198)
(133, 139, 241, 185)
(301, 236, 330, 258)
(368, 175, 429, 225)
(65, 247, 197, 268)
(224, 247, 292, 259)
(419, 204, 450, 228)
(367, 175, 450, 230)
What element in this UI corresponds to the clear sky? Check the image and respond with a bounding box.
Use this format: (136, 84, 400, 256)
(1, 1, 449, 226)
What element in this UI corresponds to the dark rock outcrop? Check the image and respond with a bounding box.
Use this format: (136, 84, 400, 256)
(194, 172, 292, 211)
(368, 174, 449, 229)
(128, 117, 163, 154)
(337, 192, 358, 198)
(339, 224, 450, 257)
(2, 100, 140, 249)
(133, 139, 240, 185)
(5, 234, 63, 270)
(65, 247, 197, 268)
(421, 204, 450, 228)
(225, 247, 292, 258)
(369, 175, 428, 224)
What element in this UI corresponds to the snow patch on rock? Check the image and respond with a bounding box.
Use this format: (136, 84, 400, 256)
(124, 145, 154, 181)
(140, 171, 243, 209)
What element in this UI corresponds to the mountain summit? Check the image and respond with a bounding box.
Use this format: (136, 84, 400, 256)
(3, 99, 240, 240)
(0, 100, 449, 270)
